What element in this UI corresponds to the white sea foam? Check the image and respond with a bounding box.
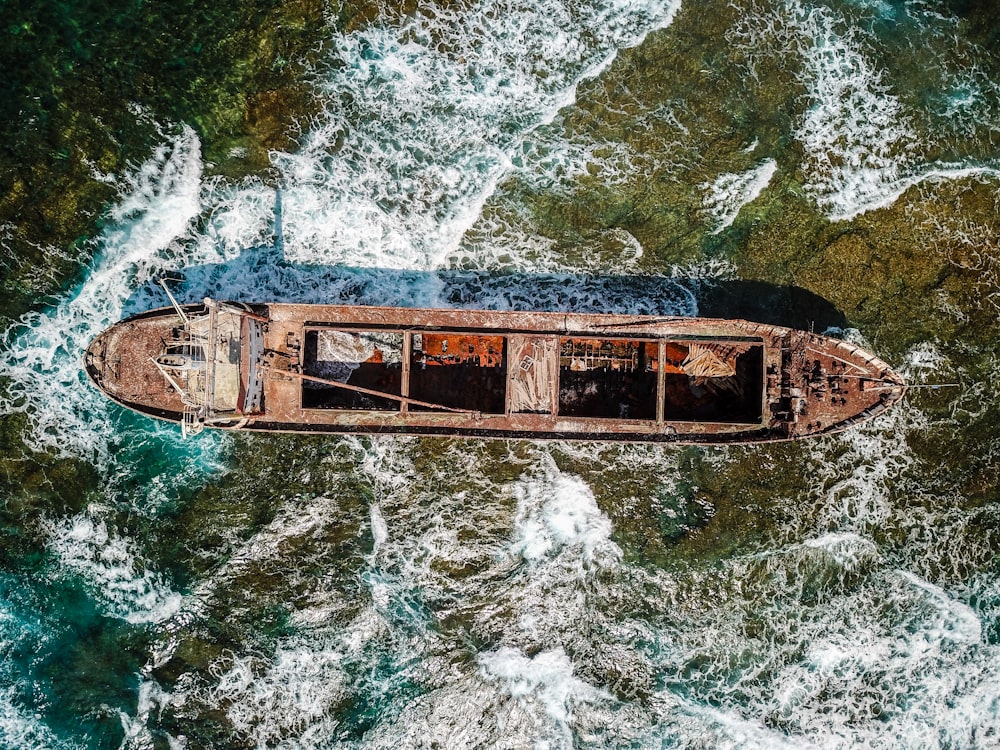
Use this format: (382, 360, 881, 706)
(119, 680, 183, 750)
(800, 531, 880, 572)
(664, 698, 822, 750)
(703, 158, 778, 233)
(0, 605, 75, 747)
(197, 532, 430, 748)
(0, 125, 219, 467)
(209, 646, 348, 749)
(268, 0, 682, 270)
(46, 513, 183, 624)
(932, 59, 1000, 140)
(830, 164, 1000, 222)
(805, 627, 889, 676)
(770, 569, 997, 747)
(478, 646, 613, 727)
(790, 1, 917, 220)
(637, 398, 1000, 750)
(509, 457, 620, 570)
(0, 598, 75, 750)
(885, 1, 1000, 143)
(357, 637, 636, 749)
(369, 503, 389, 554)
(896, 570, 982, 645)
(127, 489, 383, 746)
(904, 341, 949, 373)
(0, 686, 75, 750)
(787, 0, 1000, 221)
(160, 439, 638, 747)
(805, 397, 921, 535)
(646, 536, 1000, 749)
(130, 436, 423, 741)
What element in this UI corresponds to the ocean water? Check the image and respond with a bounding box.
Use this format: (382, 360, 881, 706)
(1, 0, 1000, 748)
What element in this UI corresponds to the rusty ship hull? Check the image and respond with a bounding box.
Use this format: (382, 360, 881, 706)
(83, 300, 906, 443)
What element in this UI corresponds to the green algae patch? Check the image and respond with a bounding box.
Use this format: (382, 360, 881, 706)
(732, 175, 1000, 358)
(0, 409, 98, 568)
(0, 0, 333, 322)
(470, 0, 809, 273)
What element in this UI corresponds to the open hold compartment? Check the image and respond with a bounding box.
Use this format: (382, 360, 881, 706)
(301, 329, 404, 410)
(558, 338, 658, 419)
(409, 333, 507, 414)
(660, 340, 764, 422)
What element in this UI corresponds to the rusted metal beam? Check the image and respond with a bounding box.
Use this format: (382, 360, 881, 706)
(262, 365, 481, 415)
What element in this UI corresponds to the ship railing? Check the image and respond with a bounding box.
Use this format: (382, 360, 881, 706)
(182, 405, 205, 437)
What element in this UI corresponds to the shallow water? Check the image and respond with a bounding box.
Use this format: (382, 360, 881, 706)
(2, 0, 1000, 748)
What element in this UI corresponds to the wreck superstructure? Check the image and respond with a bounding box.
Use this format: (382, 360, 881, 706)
(84, 299, 906, 443)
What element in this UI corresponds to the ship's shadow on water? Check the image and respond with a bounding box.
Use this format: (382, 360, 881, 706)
(123, 244, 847, 333)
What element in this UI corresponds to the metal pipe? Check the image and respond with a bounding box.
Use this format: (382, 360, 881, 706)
(159, 278, 189, 324)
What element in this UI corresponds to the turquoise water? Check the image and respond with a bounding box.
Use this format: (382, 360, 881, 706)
(2, 0, 1000, 747)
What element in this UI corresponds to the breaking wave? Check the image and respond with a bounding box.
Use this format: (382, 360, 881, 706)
(45, 514, 183, 625)
(788, 0, 1000, 220)
(703, 158, 778, 233)
(0, 126, 223, 472)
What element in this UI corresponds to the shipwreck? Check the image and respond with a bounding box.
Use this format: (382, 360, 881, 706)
(84, 298, 906, 443)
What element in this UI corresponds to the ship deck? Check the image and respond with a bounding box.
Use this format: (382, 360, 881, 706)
(84, 301, 906, 443)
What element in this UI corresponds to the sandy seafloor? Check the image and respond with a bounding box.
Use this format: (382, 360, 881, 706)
(2, 0, 1000, 747)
